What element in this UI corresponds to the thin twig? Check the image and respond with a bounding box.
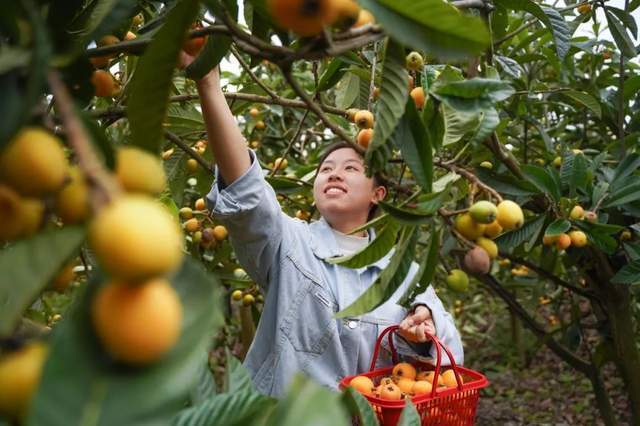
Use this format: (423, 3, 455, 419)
(229, 45, 278, 99)
(47, 71, 120, 211)
(164, 130, 212, 171)
(281, 66, 354, 145)
(367, 41, 380, 112)
(269, 109, 310, 177)
(435, 160, 503, 202)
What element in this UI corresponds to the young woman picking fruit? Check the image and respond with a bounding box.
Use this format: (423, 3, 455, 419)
(181, 53, 463, 397)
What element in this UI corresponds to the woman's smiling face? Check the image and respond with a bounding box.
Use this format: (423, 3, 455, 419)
(313, 147, 386, 233)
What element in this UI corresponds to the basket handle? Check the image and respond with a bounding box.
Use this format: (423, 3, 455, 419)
(369, 325, 464, 397)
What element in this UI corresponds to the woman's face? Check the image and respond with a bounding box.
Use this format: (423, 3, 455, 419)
(313, 147, 386, 230)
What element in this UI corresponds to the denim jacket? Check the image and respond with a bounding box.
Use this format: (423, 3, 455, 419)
(206, 150, 464, 397)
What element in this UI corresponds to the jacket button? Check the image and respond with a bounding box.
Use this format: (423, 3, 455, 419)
(348, 320, 358, 329)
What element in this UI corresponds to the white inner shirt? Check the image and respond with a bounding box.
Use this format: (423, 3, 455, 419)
(331, 227, 370, 257)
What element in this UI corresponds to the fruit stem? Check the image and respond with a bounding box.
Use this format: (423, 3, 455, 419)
(47, 71, 121, 211)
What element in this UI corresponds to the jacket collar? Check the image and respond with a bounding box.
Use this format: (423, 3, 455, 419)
(309, 217, 393, 271)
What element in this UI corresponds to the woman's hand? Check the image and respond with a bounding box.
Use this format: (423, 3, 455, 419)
(178, 51, 220, 88)
(398, 305, 435, 343)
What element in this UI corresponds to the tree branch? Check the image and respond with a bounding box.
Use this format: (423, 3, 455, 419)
(164, 130, 212, 171)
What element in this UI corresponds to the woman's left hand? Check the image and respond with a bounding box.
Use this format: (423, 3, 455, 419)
(398, 305, 435, 343)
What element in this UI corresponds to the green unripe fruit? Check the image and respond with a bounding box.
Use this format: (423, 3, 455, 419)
(479, 161, 493, 169)
(405, 52, 424, 71)
(446, 269, 469, 292)
(469, 201, 498, 224)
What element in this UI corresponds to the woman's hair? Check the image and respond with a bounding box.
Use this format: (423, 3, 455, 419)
(315, 141, 385, 222)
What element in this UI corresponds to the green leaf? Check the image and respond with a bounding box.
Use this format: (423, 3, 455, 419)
(223, 348, 254, 394)
(392, 98, 433, 190)
(495, 214, 546, 252)
(522, 165, 561, 201)
(173, 391, 275, 426)
(397, 399, 421, 426)
(263, 375, 350, 426)
(623, 75, 640, 99)
(0, 226, 86, 337)
(564, 153, 589, 197)
(379, 202, 436, 225)
(441, 103, 480, 146)
(493, 0, 570, 59)
(317, 57, 347, 92)
(469, 107, 500, 145)
(359, 0, 489, 59)
(329, 221, 399, 269)
(189, 354, 217, 404)
(29, 258, 224, 426)
(336, 227, 417, 318)
(624, 242, 640, 261)
(603, 180, 640, 208)
(475, 168, 538, 196)
(127, 0, 200, 154)
(562, 91, 602, 118)
(186, 32, 233, 80)
(335, 72, 360, 109)
(432, 78, 514, 102)
(610, 260, 640, 285)
(367, 39, 408, 160)
(545, 219, 571, 236)
(341, 388, 380, 426)
(605, 10, 637, 58)
(612, 153, 640, 185)
(605, 6, 638, 38)
(573, 221, 622, 255)
(398, 227, 441, 307)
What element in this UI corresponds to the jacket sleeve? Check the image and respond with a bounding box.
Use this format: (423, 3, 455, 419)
(205, 150, 289, 292)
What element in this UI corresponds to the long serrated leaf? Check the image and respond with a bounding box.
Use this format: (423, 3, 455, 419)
(393, 98, 433, 190)
(545, 219, 571, 236)
(264, 375, 349, 426)
(224, 349, 254, 394)
(432, 78, 514, 102)
(398, 227, 441, 307)
(366, 39, 408, 162)
(329, 221, 398, 268)
(173, 391, 275, 426)
(610, 260, 640, 285)
(128, 0, 200, 154)
(562, 90, 602, 118)
(605, 6, 638, 38)
(341, 388, 379, 426)
(493, 0, 570, 59)
(397, 400, 421, 426)
(522, 165, 561, 201)
(379, 202, 435, 225)
(612, 153, 640, 185)
(29, 258, 224, 425)
(469, 107, 499, 145)
(335, 72, 360, 109)
(359, 0, 489, 59)
(317, 57, 347, 92)
(441, 103, 480, 146)
(603, 180, 640, 208)
(190, 353, 217, 404)
(605, 10, 637, 58)
(568, 153, 588, 197)
(336, 227, 417, 318)
(0, 227, 85, 337)
(495, 214, 546, 252)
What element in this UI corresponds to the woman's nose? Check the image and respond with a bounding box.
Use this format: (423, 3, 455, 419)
(328, 172, 343, 181)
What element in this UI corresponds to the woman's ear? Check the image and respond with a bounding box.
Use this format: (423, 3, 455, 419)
(372, 185, 387, 204)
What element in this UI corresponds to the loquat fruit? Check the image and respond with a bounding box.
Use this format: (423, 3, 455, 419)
(92, 278, 182, 364)
(89, 195, 184, 281)
(410, 87, 425, 109)
(116, 147, 167, 195)
(213, 225, 228, 241)
(354, 110, 374, 129)
(0, 127, 68, 197)
(392, 362, 416, 380)
(496, 200, 524, 230)
(56, 167, 90, 224)
(356, 128, 373, 148)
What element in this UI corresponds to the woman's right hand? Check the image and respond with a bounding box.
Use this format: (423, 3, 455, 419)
(178, 51, 220, 88)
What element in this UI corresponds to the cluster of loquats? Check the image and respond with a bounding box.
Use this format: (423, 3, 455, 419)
(179, 195, 229, 251)
(542, 204, 591, 251)
(89, 146, 186, 366)
(449, 200, 524, 286)
(348, 362, 464, 401)
(350, 51, 427, 150)
(267, 0, 374, 38)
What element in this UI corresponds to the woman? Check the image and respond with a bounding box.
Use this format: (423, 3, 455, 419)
(187, 55, 463, 397)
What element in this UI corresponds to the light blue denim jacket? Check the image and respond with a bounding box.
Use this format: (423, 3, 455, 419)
(206, 150, 464, 397)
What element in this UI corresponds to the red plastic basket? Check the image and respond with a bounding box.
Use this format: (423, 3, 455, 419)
(339, 325, 489, 426)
